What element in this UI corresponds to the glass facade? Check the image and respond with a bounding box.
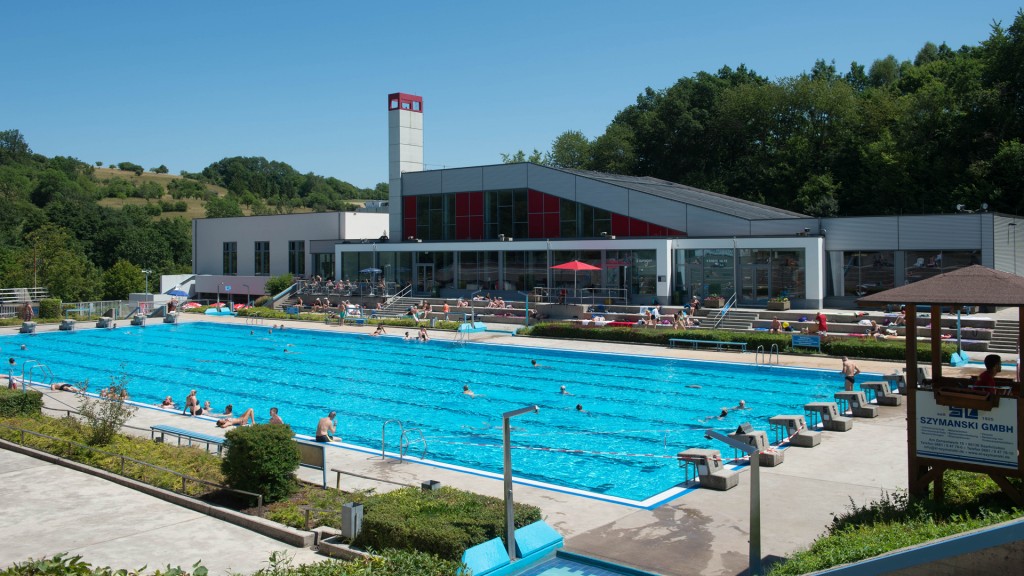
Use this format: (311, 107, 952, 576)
(408, 189, 680, 242)
(222, 242, 237, 275)
(678, 248, 804, 304)
(313, 253, 334, 280)
(288, 240, 305, 276)
(254, 241, 270, 276)
(841, 251, 894, 296)
(905, 250, 980, 284)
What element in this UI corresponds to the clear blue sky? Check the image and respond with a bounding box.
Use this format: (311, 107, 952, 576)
(3, 1, 1021, 189)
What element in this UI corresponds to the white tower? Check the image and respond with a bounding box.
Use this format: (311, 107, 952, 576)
(388, 92, 423, 240)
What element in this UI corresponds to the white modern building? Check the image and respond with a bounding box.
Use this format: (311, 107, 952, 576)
(191, 92, 1024, 308)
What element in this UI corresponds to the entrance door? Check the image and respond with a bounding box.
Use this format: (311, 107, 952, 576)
(416, 263, 434, 293)
(739, 265, 770, 304)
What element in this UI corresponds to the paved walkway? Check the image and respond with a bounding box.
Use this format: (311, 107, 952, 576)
(0, 312, 987, 575)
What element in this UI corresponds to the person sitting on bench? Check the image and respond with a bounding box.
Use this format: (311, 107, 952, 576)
(216, 408, 256, 428)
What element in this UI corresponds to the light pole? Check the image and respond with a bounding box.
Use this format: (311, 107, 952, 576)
(706, 429, 762, 575)
(142, 269, 153, 295)
(518, 291, 531, 328)
(242, 284, 251, 307)
(503, 404, 539, 560)
(217, 282, 224, 308)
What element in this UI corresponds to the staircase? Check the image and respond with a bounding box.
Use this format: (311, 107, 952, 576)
(381, 296, 420, 315)
(703, 309, 759, 331)
(988, 320, 1019, 354)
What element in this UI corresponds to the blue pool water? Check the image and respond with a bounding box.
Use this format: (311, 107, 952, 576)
(5, 323, 847, 503)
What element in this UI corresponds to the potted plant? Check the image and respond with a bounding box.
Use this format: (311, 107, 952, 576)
(703, 294, 725, 308)
(767, 296, 790, 311)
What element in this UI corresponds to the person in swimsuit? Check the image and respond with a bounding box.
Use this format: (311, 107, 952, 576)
(316, 411, 337, 442)
(841, 356, 861, 391)
(216, 408, 256, 428)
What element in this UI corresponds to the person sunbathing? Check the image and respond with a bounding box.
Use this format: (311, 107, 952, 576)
(50, 383, 79, 392)
(216, 408, 256, 428)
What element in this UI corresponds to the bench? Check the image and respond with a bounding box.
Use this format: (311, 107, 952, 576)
(151, 424, 226, 454)
(669, 338, 747, 353)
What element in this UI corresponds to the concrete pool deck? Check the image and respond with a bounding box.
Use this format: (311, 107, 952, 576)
(1, 313, 980, 575)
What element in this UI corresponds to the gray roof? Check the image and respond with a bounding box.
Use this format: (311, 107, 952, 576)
(556, 167, 808, 221)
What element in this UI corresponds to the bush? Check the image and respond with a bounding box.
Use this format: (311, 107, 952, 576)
(822, 338, 956, 362)
(352, 486, 542, 561)
(526, 323, 956, 362)
(0, 388, 43, 417)
(253, 295, 271, 307)
(0, 553, 208, 576)
(264, 273, 296, 297)
(77, 372, 137, 445)
(38, 298, 62, 319)
(222, 424, 300, 503)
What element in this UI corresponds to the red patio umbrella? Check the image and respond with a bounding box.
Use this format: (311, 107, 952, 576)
(550, 260, 601, 299)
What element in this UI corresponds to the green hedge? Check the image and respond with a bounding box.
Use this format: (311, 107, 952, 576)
(39, 299, 62, 319)
(525, 323, 956, 361)
(222, 424, 300, 503)
(352, 486, 542, 561)
(0, 389, 43, 417)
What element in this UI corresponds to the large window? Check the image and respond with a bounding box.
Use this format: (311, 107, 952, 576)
(905, 250, 979, 284)
(458, 251, 500, 290)
(415, 194, 450, 241)
(504, 251, 548, 291)
(682, 249, 735, 299)
(485, 190, 528, 239)
(223, 242, 237, 275)
(842, 251, 893, 296)
(254, 241, 270, 276)
(288, 241, 305, 276)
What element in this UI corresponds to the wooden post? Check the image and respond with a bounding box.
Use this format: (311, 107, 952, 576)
(931, 305, 942, 382)
(906, 305, 921, 497)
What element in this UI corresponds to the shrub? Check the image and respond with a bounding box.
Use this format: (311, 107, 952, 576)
(77, 371, 138, 445)
(38, 298, 62, 319)
(0, 553, 208, 576)
(247, 550, 461, 576)
(527, 323, 956, 362)
(252, 295, 271, 307)
(264, 273, 296, 297)
(352, 486, 542, 560)
(822, 338, 955, 362)
(0, 388, 43, 417)
(221, 423, 300, 503)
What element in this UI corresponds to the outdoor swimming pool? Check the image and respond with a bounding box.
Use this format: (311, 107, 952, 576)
(5, 322, 853, 504)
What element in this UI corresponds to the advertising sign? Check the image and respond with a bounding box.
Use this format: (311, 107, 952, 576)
(916, 391, 1018, 470)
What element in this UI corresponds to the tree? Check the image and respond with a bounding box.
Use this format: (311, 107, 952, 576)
(204, 195, 243, 218)
(795, 173, 841, 216)
(18, 225, 102, 301)
(95, 161, 103, 167)
(116, 161, 144, 176)
(102, 259, 144, 300)
(547, 130, 592, 169)
(151, 164, 169, 174)
(500, 149, 545, 164)
(0, 129, 32, 165)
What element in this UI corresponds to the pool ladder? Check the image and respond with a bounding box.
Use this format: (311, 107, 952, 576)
(20, 360, 55, 390)
(381, 419, 427, 462)
(245, 316, 265, 326)
(755, 344, 779, 366)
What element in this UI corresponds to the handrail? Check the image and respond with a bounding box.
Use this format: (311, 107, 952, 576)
(381, 418, 404, 460)
(0, 423, 264, 516)
(712, 292, 738, 329)
(268, 282, 298, 309)
(769, 344, 780, 365)
(400, 427, 428, 460)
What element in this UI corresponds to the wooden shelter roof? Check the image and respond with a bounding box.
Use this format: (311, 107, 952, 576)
(857, 265, 1024, 307)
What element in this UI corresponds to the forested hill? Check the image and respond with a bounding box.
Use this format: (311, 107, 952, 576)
(0, 130, 387, 301)
(513, 10, 1024, 217)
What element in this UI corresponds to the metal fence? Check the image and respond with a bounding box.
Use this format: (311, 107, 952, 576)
(0, 423, 264, 516)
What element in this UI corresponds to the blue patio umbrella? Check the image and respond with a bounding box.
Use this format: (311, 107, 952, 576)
(165, 289, 188, 297)
(360, 267, 383, 274)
